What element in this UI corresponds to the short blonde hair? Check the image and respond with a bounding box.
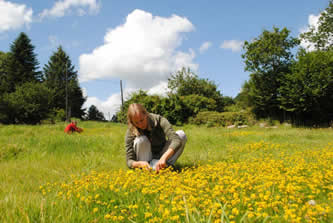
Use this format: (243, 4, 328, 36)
(127, 103, 148, 136)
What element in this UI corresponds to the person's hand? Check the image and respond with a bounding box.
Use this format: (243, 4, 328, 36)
(137, 161, 151, 170)
(155, 159, 167, 173)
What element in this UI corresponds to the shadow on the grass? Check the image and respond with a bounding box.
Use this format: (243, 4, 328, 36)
(171, 163, 199, 172)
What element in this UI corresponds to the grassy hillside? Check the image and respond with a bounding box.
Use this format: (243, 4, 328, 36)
(0, 122, 332, 222)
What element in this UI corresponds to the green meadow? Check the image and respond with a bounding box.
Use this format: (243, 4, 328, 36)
(0, 122, 332, 222)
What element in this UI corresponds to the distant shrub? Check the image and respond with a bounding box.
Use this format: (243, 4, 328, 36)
(3, 82, 52, 124)
(190, 111, 255, 127)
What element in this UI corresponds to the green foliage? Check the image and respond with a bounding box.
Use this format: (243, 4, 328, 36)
(190, 111, 255, 127)
(159, 94, 188, 125)
(242, 27, 299, 119)
(86, 105, 105, 121)
(279, 50, 333, 125)
(222, 96, 235, 107)
(54, 109, 66, 121)
(43, 46, 86, 119)
(224, 104, 242, 112)
(300, 0, 333, 50)
(3, 82, 52, 124)
(181, 94, 217, 116)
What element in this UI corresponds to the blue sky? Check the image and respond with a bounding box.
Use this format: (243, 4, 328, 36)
(0, 0, 329, 118)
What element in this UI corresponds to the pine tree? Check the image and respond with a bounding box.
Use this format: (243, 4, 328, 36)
(7, 32, 41, 91)
(43, 46, 86, 119)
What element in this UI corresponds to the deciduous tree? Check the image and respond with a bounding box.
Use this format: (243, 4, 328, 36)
(168, 67, 224, 111)
(242, 27, 299, 119)
(279, 50, 333, 125)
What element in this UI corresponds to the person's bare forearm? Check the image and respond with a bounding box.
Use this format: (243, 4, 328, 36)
(155, 148, 175, 172)
(160, 148, 175, 163)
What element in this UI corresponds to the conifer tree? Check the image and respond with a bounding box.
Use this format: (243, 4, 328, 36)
(7, 32, 41, 91)
(43, 46, 86, 119)
(86, 105, 105, 121)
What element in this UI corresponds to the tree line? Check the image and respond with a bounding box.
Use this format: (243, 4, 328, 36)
(0, 32, 104, 124)
(115, 67, 230, 125)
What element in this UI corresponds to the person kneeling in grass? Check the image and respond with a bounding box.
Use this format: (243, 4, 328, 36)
(125, 103, 187, 172)
(64, 120, 83, 134)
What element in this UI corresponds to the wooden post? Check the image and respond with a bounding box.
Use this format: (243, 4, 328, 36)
(120, 80, 124, 111)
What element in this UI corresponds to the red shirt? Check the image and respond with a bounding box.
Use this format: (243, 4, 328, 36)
(64, 123, 80, 133)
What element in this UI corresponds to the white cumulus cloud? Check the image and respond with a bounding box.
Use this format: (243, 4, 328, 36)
(0, 0, 33, 33)
(199, 41, 212, 53)
(83, 87, 142, 119)
(80, 9, 198, 117)
(220, 40, 243, 52)
(79, 9, 197, 90)
(39, 0, 100, 19)
(147, 81, 169, 96)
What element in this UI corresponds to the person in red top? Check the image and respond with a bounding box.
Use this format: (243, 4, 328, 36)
(64, 121, 83, 134)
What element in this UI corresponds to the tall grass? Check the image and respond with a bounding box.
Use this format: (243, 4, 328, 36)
(0, 122, 332, 222)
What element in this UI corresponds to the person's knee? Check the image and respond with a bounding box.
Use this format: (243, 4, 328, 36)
(174, 130, 187, 155)
(176, 130, 187, 143)
(134, 135, 151, 152)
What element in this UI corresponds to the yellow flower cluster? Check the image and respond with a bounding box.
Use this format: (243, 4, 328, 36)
(227, 131, 257, 137)
(41, 142, 333, 222)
